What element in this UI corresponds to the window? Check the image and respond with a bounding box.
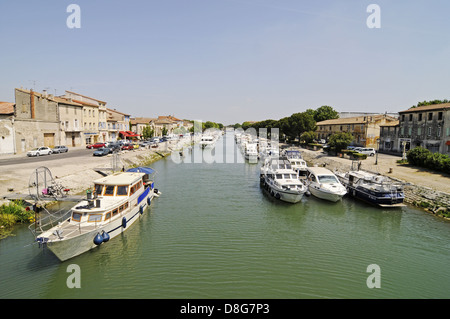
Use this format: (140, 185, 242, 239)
(117, 185, 128, 196)
(105, 212, 111, 220)
(94, 184, 103, 195)
(417, 127, 422, 135)
(72, 212, 82, 222)
(418, 113, 422, 121)
(112, 208, 119, 216)
(428, 113, 433, 121)
(88, 214, 102, 222)
(438, 112, 443, 120)
(401, 115, 405, 121)
(409, 114, 413, 121)
(428, 127, 432, 136)
(104, 185, 115, 196)
(437, 126, 441, 137)
(408, 127, 412, 136)
(447, 127, 450, 136)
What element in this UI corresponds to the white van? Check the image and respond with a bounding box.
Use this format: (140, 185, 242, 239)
(359, 148, 376, 156)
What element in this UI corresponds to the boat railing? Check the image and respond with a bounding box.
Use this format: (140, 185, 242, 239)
(28, 206, 72, 239)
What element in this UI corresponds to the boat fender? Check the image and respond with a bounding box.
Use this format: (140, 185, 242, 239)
(122, 217, 127, 228)
(93, 233, 103, 246)
(305, 191, 311, 197)
(275, 193, 281, 200)
(147, 197, 151, 205)
(140, 205, 144, 214)
(154, 188, 159, 194)
(102, 231, 110, 243)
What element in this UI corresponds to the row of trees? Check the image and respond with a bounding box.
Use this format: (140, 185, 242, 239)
(232, 105, 339, 142)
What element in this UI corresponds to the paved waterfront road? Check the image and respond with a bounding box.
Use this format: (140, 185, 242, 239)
(0, 148, 93, 166)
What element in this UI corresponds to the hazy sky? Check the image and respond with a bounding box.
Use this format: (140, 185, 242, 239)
(1, 0, 450, 124)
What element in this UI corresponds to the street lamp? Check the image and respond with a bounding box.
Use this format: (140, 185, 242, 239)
(375, 138, 380, 165)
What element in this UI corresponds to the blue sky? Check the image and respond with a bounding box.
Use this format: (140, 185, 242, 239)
(1, 0, 450, 124)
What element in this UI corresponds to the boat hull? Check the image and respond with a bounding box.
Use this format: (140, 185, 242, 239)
(309, 186, 345, 202)
(347, 186, 405, 207)
(43, 191, 153, 261)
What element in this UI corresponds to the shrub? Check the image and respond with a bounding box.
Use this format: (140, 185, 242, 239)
(407, 147, 450, 174)
(352, 153, 368, 160)
(0, 201, 33, 224)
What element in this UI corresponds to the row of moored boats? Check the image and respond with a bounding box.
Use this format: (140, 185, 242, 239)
(235, 132, 405, 207)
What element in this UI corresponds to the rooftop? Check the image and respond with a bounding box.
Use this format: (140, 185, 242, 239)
(0, 102, 14, 115)
(399, 103, 450, 114)
(316, 114, 397, 126)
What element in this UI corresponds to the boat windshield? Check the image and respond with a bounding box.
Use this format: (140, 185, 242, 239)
(275, 174, 298, 179)
(318, 175, 339, 184)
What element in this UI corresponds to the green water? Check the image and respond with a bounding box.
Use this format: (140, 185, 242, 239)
(1, 134, 449, 299)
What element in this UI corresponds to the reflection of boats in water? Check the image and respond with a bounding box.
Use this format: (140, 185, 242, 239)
(305, 167, 347, 202)
(335, 164, 405, 208)
(260, 156, 307, 203)
(30, 167, 159, 261)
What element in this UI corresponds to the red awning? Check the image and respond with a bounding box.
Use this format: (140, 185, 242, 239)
(446, 140, 450, 146)
(119, 131, 141, 138)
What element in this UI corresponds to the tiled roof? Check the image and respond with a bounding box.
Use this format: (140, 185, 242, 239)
(65, 90, 107, 104)
(399, 103, 450, 113)
(0, 102, 14, 115)
(316, 114, 395, 126)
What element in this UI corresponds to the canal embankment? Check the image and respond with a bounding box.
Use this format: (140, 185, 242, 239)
(298, 147, 450, 219)
(0, 139, 192, 205)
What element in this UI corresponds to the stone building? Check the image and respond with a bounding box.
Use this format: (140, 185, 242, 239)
(14, 88, 60, 153)
(316, 114, 398, 148)
(107, 108, 131, 141)
(0, 102, 15, 154)
(397, 103, 450, 155)
(378, 120, 401, 154)
(54, 96, 84, 147)
(62, 90, 107, 145)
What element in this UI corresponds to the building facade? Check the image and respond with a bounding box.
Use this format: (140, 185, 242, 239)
(397, 103, 450, 155)
(316, 114, 398, 148)
(14, 88, 60, 153)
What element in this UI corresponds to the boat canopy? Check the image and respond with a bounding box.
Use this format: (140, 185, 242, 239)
(126, 167, 155, 175)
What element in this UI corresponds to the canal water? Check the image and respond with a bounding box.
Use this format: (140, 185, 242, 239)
(1, 133, 449, 299)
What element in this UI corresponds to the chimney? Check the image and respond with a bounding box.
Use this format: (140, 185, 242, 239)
(30, 89, 35, 119)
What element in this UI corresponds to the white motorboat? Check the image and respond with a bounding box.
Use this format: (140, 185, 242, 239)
(244, 143, 259, 163)
(305, 167, 347, 202)
(282, 150, 308, 179)
(199, 135, 215, 149)
(260, 156, 307, 203)
(31, 167, 159, 261)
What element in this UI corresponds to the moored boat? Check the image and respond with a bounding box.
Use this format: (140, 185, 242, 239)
(30, 167, 159, 261)
(282, 149, 308, 179)
(336, 169, 405, 208)
(260, 156, 307, 203)
(305, 167, 347, 202)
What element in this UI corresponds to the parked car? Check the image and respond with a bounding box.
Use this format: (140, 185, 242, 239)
(86, 143, 106, 149)
(359, 148, 376, 156)
(93, 148, 111, 156)
(121, 143, 134, 151)
(27, 147, 52, 157)
(52, 145, 69, 154)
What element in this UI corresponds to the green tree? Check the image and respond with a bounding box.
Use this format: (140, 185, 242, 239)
(328, 132, 353, 152)
(142, 125, 154, 139)
(162, 127, 168, 136)
(300, 131, 316, 144)
(314, 105, 339, 122)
